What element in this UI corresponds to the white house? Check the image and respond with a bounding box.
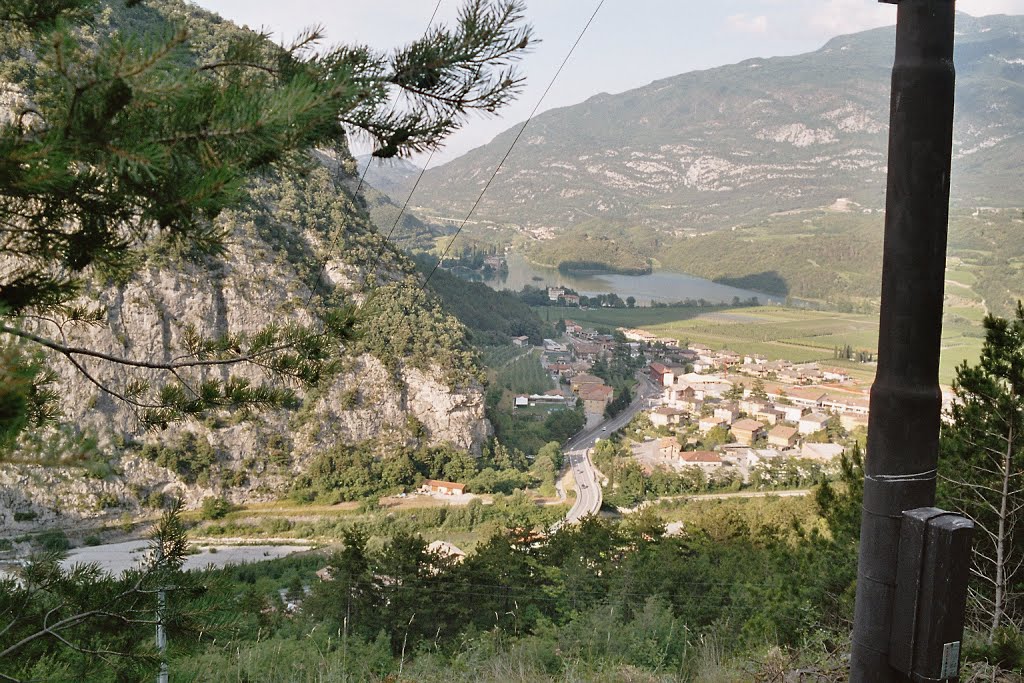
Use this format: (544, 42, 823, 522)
(798, 412, 831, 435)
(778, 404, 807, 423)
(801, 442, 845, 462)
(713, 404, 741, 425)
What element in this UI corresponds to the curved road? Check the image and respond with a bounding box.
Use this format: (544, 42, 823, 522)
(560, 373, 661, 525)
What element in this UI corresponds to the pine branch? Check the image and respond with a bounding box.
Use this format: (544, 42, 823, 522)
(0, 324, 302, 370)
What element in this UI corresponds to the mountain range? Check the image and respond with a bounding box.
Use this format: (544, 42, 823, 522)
(369, 14, 1024, 311)
(409, 13, 1024, 231)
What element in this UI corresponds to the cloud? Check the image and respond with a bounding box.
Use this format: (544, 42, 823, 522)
(725, 13, 768, 34)
(964, 0, 1024, 15)
(807, 0, 892, 36)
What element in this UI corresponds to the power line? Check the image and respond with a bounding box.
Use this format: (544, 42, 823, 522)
(424, 0, 607, 287)
(360, 146, 438, 292)
(302, 0, 444, 308)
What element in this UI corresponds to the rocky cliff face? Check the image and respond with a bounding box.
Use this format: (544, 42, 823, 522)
(0, 164, 491, 530)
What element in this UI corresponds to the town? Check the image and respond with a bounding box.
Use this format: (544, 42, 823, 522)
(512, 310, 881, 494)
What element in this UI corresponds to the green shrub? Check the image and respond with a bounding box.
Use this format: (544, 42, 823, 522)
(37, 529, 70, 552)
(83, 535, 102, 546)
(83, 459, 114, 480)
(13, 511, 37, 522)
(144, 490, 168, 509)
(96, 493, 121, 510)
(141, 433, 218, 484)
(200, 496, 233, 520)
(261, 517, 293, 534)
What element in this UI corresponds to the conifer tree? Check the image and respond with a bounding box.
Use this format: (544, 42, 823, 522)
(940, 303, 1024, 642)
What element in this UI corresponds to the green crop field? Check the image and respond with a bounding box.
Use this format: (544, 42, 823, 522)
(551, 304, 987, 386)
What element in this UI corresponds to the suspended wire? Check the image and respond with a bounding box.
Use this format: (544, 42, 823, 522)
(423, 0, 607, 287)
(359, 145, 439, 292)
(302, 0, 444, 308)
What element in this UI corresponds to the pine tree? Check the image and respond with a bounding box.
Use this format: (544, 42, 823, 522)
(939, 303, 1024, 641)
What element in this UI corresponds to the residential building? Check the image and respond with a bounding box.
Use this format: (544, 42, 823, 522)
(754, 406, 784, 425)
(547, 287, 564, 302)
(650, 406, 686, 428)
(681, 450, 723, 471)
(778, 404, 807, 423)
(579, 384, 614, 415)
(657, 437, 681, 459)
(739, 399, 768, 415)
(698, 415, 727, 433)
(800, 443, 845, 462)
(840, 413, 869, 432)
(543, 338, 567, 352)
(745, 448, 786, 475)
(573, 340, 603, 360)
(822, 367, 852, 382)
(571, 373, 604, 392)
(514, 395, 529, 408)
(730, 418, 767, 446)
(547, 362, 572, 377)
(768, 425, 800, 448)
(798, 412, 831, 435)
(622, 328, 658, 343)
(649, 362, 672, 386)
(786, 387, 829, 409)
(511, 335, 530, 347)
(421, 480, 466, 495)
(713, 404, 741, 425)
(821, 393, 871, 415)
(528, 392, 573, 407)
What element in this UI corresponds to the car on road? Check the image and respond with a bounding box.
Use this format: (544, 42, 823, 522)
(601, 427, 607, 431)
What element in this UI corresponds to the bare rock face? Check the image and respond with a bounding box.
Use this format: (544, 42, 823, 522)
(0, 169, 491, 529)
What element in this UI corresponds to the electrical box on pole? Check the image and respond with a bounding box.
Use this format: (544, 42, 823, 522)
(889, 508, 974, 682)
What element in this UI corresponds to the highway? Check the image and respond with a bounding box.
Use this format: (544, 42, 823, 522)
(560, 373, 661, 525)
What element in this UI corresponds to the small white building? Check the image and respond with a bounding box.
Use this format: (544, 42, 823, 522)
(798, 412, 831, 435)
(698, 415, 727, 433)
(801, 443, 845, 463)
(713, 404, 741, 425)
(778, 404, 807, 423)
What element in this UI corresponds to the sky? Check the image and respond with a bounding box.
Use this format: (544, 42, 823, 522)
(193, 0, 1024, 166)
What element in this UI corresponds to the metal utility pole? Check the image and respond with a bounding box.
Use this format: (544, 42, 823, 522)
(156, 543, 169, 683)
(850, 1, 956, 681)
(157, 587, 168, 683)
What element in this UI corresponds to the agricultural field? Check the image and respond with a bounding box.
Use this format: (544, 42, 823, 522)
(553, 298, 988, 387)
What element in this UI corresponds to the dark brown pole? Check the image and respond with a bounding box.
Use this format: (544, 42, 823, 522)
(850, 1, 956, 681)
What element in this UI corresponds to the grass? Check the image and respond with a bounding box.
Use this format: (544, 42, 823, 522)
(186, 495, 569, 552)
(945, 268, 979, 287)
(553, 303, 987, 386)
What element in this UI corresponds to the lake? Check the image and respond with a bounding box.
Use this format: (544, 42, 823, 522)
(484, 253, 781, 306)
